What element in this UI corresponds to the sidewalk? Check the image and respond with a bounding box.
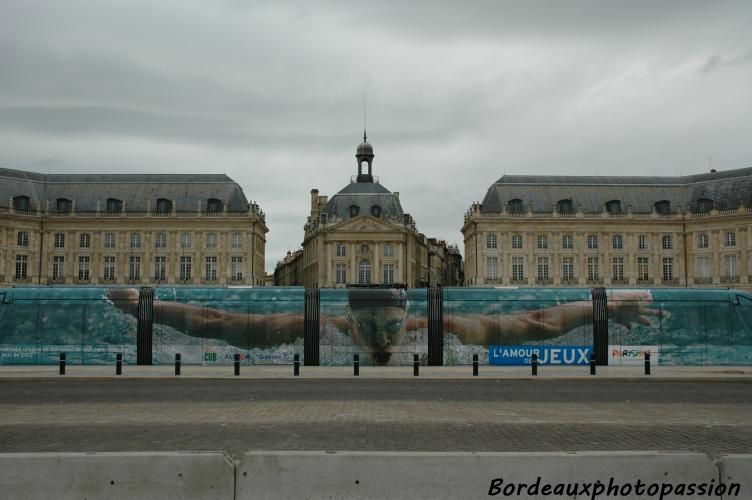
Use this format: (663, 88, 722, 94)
(1, 364, 751, 380)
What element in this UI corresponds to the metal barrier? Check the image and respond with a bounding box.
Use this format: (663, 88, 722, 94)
(591, 287, 608, 366)
(427, 286, 443, 366)
(304, 288, 320, 366)
(136, 287, 154, 365)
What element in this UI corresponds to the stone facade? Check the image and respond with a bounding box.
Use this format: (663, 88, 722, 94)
(462, 168, 752, 290)
(290, 135, 461, 288)
(1, 168, 267, 286)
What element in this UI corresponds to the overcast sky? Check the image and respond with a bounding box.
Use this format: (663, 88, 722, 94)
(2, 1, 751, 272)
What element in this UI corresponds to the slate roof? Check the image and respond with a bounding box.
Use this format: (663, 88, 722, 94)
(323, 180, 404, 220)
(481, 167, 752, 213)
(0, 167, 251, 211)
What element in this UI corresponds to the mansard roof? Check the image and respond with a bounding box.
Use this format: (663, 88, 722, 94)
(323, 180, 404, 220)
(0, 167, 251, 211)
(481, 167, 752, 213)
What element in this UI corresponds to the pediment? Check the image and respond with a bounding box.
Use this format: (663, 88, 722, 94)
(329, 215, 400, 233)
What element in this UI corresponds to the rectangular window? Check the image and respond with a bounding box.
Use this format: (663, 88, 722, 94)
(612, 257, 624, 281)
(104, 232, 116, 249)
(78, 256, 90, 281)
(638, 257, 650, 281)
(52, 256, 64, 281)
(383, 243, 394, 257)
(562, 235, 573, 249)
(662, 235, 673, 250)
(383, 264, 394, 284)
(231, 256, 243, 281)
(587, 235, 598, 249)
(79, 233, 90, 248)
(562, 257, 574, 281)
(104, 256, 116, 281)
(725, 232, 736, 247)
(180, 232, 192, 249)
(612, 235, 623, 249)
(15, 255, 28, 280)
(536, 257, 549, 280)
(512, 256, 524, 281)
(154, 256, 166, 281)
(587, 257, 599, 281)
(130, 233, 141, 249)
(231, 232, 242, 249)
(17, 231, 29, 247)
(336, 263, 347, 284)
(638, 235, 647, 250)
(54, 233, 65, 248)
(696, 256, 711, 279)
(205, 256, 217, 281)
(511, 235, 522, 249)
(486, 256, 498, 280)
(724, 255, 738, 280)
(697, 233, 709, 249)
(662, 257, 674, 281)
(155, 232, 167, 248)
(486, 234, 497, 249)
(537, 235, 548, 249)
(336, 244, 347, 257)
(206, 232, 218, 249)
(129, 256, 141, 281)
(180, 256, 192, 280)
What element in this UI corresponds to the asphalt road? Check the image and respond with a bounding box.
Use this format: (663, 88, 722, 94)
(1, 379, 750, 458)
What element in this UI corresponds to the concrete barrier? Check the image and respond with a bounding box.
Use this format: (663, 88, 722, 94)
(236, 451, 720, 499)
(0, 452, 234, 500)
(718, 455, 751, 497)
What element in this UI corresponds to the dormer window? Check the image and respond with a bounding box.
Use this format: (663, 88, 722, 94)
(156, 198, 172, 213)
(349, 205, 360, 217)
(606, 200, 622, 214)
(655, 200, 671, 215)
(206, 198, 223, 212)
(507, 199, 524, 213)
(696, 198, 714, 213)
(371, 205, 382, 217)
(106, 198, 122, 213)
(556, 199, 574, 214)
(13, 196, 31, 211)
(56, 198, 72, 213)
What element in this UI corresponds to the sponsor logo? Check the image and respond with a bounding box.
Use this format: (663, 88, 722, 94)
(488, 346, 592, 366)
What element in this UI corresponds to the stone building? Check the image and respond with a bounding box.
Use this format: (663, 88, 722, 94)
(295, 134, 460, 288)
(0, 168, 267, 286)
(274, 249, 304, 286)
(462, 168, 752, 290)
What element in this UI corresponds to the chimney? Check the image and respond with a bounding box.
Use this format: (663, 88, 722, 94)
(310, 189, 319, 211)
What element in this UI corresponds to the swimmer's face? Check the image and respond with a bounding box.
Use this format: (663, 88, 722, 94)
(349, 305, 408, 365)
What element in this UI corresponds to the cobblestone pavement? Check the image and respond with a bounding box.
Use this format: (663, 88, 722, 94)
(1, 379, 750, 459)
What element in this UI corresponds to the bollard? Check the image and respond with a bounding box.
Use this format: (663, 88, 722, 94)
(116, 353, 122, 376)
(294, 354, 300, 376)
(59, 352, 66, 376)
(472, 354, 478, 376)
(413, 353, 419, 376)
(644, 351, 651, 376)
(175, 353, 181, 376)
(590, 353, 596, 375)
(354, 354, 359, 377)
(234, 353, 240, 376)
(531, 352, 538, 376)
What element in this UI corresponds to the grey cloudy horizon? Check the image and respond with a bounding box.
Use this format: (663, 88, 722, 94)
(1, 0, 751, 272)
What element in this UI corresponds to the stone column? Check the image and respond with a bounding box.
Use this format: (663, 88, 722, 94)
(712, 230, 721, 285)
(740, 228, 748, 284)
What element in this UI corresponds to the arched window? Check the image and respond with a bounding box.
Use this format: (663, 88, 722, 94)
(13, 195, 30, 211)
(606, 200, 622, 214)
(156, 198, 172, 213)
(654, 200, 671, 215)
(106, 198, 122, 213)
(507, 199, 524, 213)
(557, 199, 574, 214)
(349, 204, 360, 217)
(696, 198, 714, 213)
(56, 198, 72, 213)
(206, 198, 223, 212)
(358, 259, 371, 284)
(370, 205, 382, 217)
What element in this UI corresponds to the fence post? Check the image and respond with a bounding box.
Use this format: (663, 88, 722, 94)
(531, 352, 538, 376)
(116, 353, 122, 376)
(590, 353, 596, 375)
(644, 351, 651, 376)
(472, 354, 478, 376)
(354, 354, 359, 377)
(234, 353, 240, 376)
(294, 354, 300, 376)
(59, 352, 66, 375)
(175, 353, 181, 376)
(413, 354, 419, 376)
